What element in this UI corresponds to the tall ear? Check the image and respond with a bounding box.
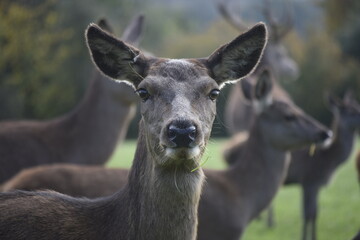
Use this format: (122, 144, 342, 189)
(97, 18, 114, 33)
(326, 93, 342, 110)
(85, 23, 149, 88)
(121, 14, 144, 47)
(254, 68, 273, 104)
(206, 23, 267, 87)
(343, 89, 355, 105)
(240, 78, 253, 101)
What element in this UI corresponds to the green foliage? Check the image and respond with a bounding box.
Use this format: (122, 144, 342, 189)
(284, 31, 360, 125)
(0, 0, 78, 119)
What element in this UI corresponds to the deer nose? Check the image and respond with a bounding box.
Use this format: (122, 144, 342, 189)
(167, 123, 197, 148)
(318, 130, 332, 142)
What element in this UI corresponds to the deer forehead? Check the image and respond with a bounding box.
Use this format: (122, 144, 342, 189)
(142, 59, 217, 95)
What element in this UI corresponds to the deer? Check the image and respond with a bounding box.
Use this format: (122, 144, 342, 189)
(0, 22, 268, 240)
(0, 67, 331, 240)
(196, 68, 331, 240)
(0, 16, 144, 184)
(219, 0, 299, 134)
(281, 91, 360, 240)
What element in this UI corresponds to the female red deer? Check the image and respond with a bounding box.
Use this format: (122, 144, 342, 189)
(0, 23, 267, 240)
(197, 69, 330, 240)
(0, 16, 143, 184)
(284, 92, 360, 240)
(2, 69, 331, 240)
(219, 0, 299, 134)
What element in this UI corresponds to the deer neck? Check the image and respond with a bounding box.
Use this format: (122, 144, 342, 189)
(227, 119, 290, 219)
(56, 72, 136, 165)
(122, 120, 204, 240)
(326, 114, 356, 163)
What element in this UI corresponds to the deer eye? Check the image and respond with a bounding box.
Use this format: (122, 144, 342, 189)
(284, 114, 296, 122)
(209, 89, 220, 101)
(136, 88, 150, 102)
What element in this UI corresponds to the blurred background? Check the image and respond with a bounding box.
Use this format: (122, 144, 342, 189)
(0, 0, 359, 137)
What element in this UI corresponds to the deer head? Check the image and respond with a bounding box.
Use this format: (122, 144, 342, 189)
(241, 68, 331, 150)
(86, 23, 267, 170)
(328, 91, 360, 130)
(218, 0, 299, 81)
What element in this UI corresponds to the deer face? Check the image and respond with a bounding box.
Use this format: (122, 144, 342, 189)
(329, 92, 360, 130)
(135, 60, 218, 167)
(263, 42, 299, 81)
(86, 23, 267, 168)
(242, 69, 331, 151)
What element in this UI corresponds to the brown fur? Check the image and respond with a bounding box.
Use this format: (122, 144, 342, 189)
(0, 23, 268, 240)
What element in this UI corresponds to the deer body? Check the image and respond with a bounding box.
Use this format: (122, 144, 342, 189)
(284, 93, 360, 240)
(0, 22, 267, 239)
(197, 70, 330, 240)
(0, 17, 143, 184)
(0, 164, 129, 198)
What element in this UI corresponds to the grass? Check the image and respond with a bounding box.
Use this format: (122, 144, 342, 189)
(107, 138, 360, 240)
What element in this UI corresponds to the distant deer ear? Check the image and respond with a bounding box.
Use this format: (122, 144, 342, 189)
(255, 68, 273, 101)
(205, 23, 267, 88)
(343, 89, 355, 105)
(85, 23, 149, 88)
(326, 94, 343, 110)
(240, 78, 253, 101)
(97, 18, 114, 33)
(121, 14, 144, 47)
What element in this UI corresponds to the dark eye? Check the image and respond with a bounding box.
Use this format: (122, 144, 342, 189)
(284, 114, 296, 122)
(209, 89, 220, 101)
(136, 88, 150, 101)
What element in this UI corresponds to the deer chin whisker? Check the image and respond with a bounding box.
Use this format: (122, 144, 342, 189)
(165, 146, 201, 161)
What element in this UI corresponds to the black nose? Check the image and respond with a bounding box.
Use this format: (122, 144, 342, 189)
(167, 122, 197, 148)
(318, 130, 332, 142)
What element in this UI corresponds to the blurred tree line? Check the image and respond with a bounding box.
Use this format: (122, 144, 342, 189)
(0, 0, 359, 137)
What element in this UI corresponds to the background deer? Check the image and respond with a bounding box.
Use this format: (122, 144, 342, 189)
(220, 0, 299, 134)
(280, 91, 360, 240)
(0, 16, 144, 184)
(196, 68, 330, 240)
(0, 23, 267, 240)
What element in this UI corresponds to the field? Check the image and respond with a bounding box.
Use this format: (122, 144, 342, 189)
(107, 138, 360, 240)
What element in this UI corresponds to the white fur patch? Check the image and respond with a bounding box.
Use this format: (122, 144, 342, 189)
(167, 59, 194, 67)
(253, 96, 273, 114)
(165, 146, 201, 160)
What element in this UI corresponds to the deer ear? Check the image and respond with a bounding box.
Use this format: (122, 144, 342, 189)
(326, 94, 343, 110)
(253, 68, 273, 109)
(97, 18, 114, 33)
(85, 23, 149, 88)
(205, 23, 267, 88)
(343, 89, 355, 105)
(240, 78, 253, 101)
(121, 14, 144, 47)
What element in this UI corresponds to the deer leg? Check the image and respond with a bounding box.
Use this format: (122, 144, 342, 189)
(266, 204, 275, 228)
(301, 185, 320, 240)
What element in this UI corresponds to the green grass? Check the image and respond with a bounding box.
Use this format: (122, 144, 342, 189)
(107, 138, 360, 240)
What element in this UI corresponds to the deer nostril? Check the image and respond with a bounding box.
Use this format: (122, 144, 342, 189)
(319, 130, 332, 141)
(167, 124, 197, 148)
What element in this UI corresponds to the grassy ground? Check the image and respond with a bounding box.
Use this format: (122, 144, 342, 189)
(107, 138, 360, 240)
